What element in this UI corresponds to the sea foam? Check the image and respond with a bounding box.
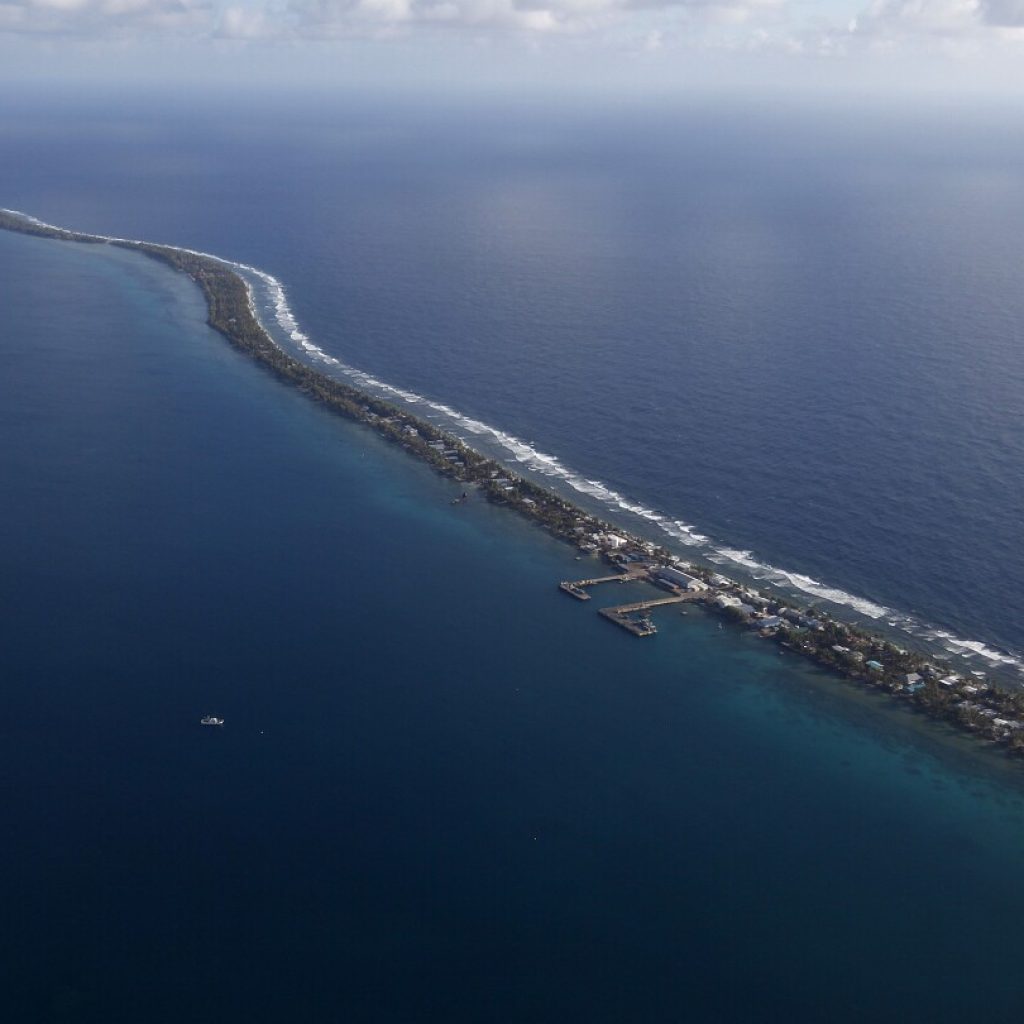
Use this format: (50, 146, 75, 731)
(241, 264, 1024, 671)
(8, 207, 1020, 676)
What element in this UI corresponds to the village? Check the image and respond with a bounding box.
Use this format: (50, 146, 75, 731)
(553, 525, 1024, 756)
(4, 206, 1024, 762)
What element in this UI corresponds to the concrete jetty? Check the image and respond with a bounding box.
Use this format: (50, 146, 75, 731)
(599, 607, 658, 637)
(598, 593, 698, 637)
(605, 595, 696, 614)
(558, 572, 635, 601)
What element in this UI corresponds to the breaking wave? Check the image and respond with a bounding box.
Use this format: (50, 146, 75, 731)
(239, 264, 1022, 675)
(9, 207, 1020, 676)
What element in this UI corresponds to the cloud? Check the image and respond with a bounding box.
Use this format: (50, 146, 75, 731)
(981, 0, 1024, 25)
(279, 0, 792, 39)
(2, 0, 1023, 61)
(849, 0, 979, 37)
(0, 0, 212, 33)
(0, 0, 788, 37)
(285, 0, 565, 35)
(215, 1, 272, 35)
(847, 0, 1024, 37)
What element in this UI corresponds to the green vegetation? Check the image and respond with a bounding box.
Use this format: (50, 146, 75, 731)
(4, 207, 1022, 761)
(0, 209, 103, 244)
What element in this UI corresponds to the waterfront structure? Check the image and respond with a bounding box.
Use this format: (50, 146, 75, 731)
(6, 206, 1024, 759)
(652, 566, 706, 592)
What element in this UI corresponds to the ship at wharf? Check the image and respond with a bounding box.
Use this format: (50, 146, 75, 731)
(5, 207, 1024, 763)
(559, 567, 700, 635)
(598, 595, 698, 637)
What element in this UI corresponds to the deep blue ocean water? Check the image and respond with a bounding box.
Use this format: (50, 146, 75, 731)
(4, 95, 1024, 1020)
(1, 94, 1023, 668)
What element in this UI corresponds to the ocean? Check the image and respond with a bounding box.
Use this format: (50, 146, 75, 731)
(3, 93, 1024, 1021)
(3, 93, 1022, 670)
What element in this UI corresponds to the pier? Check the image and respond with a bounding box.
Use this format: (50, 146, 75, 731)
(558, 572, 637, 601)
(599, 607, 658, 637)
(7, 212, 1024, 761)
(598, 594, 698, 637)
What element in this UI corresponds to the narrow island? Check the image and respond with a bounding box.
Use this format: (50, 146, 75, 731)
(5, 206, 1024, 759)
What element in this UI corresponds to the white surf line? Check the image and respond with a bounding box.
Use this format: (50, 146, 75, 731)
(240, 266, 1024, 674)
(9, 207, 1021, 674)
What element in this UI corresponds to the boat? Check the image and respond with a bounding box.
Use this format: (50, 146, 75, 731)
(200, 716, 224, 727)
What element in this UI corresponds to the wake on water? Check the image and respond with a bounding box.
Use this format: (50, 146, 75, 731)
(7, 209, 1021, 676)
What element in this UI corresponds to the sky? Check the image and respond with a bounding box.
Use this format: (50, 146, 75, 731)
(3, 0, 1024, 98)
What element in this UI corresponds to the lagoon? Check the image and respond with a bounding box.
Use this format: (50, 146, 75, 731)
(3, 218, 1024, 1022)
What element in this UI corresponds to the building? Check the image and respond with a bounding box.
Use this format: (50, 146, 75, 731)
(652, 566, 707, 592)
(715, 594, 754, 617)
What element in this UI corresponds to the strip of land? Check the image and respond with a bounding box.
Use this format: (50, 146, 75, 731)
(4, 207, 1023, 758)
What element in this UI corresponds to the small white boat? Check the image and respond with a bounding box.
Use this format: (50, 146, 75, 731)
(200, 716, 224, 727)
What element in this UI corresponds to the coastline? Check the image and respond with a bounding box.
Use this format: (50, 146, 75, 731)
(5, 207, 1024, 762)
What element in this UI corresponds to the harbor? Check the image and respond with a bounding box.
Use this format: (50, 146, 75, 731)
(599, 596, 696, 637)
(6, 207, 1024, 761)
(558, 569, 645, 601)
(560, 561, 706, 636)
(599, 606, 657, 637)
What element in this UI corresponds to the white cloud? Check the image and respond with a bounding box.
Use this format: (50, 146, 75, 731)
(981, 0, 1024, 24)
(0, 0, 790, 36)
(1, 0, 1023, 78)
(814, 0, 1024, 61)
(0, 0, 211, 33)
(283, 0, 793, 38)
(849, 0, 979, 37)
(216, 1, 271, 34)
(846, 0, 1024, 37)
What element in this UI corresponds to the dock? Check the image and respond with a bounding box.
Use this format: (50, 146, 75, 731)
(599, 607, 658, 636)
(557, 572, 634, 602)
(598, 594, 699, 637)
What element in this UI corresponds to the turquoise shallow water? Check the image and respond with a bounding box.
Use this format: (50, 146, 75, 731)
(3, 96, 1023, 671)
(4, 226, 1024, 1021)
